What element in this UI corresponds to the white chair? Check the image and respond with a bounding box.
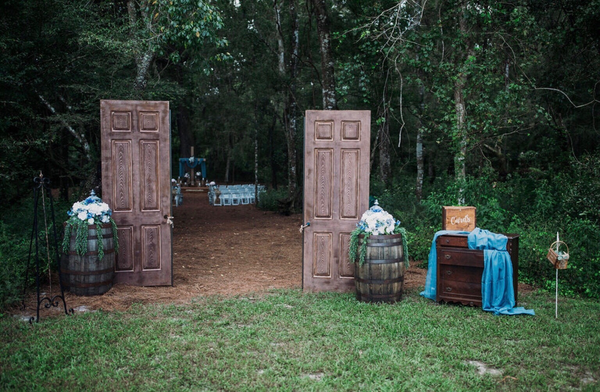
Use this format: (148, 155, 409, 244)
(221, 188, 232, 206)
(242, 185, 254, 204)
(213, 186, 223, 206)
(230, 186, 241, 205)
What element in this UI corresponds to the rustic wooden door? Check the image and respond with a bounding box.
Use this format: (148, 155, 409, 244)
(302, 110, 371, 292)
(100, 100, 172, 286)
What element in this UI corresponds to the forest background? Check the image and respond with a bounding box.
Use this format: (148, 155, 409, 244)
(1, 0, 599, 309)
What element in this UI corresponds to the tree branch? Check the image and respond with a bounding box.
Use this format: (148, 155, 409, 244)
(535, 87, 600, 109)
(37, 93, 92, 162)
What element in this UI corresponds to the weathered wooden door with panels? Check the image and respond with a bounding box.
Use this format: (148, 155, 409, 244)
(302, 110, 370, 292)
(100, 100, 173, 286)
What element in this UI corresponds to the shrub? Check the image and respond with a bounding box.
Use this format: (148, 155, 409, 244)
(256, 187, 289, 212)
(0, 194, 69, 311)
(378, 172, 600, 298)
(0, 222, 33, 310)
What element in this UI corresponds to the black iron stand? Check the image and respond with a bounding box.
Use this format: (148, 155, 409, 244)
(21, 172, 73, 323)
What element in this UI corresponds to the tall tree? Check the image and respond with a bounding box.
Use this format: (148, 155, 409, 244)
(311, 0, 337, 109)
(125, 0, 227, 93)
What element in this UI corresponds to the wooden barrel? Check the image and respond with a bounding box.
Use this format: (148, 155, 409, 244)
(354, 234, 405, 303)
(61, 223, 115, 296)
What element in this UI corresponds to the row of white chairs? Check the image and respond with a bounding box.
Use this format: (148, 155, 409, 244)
(209, 184, 265, 206)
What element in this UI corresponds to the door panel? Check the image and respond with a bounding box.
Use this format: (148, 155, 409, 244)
(101, 100, 172, 286)
(303, 110, 370, 292)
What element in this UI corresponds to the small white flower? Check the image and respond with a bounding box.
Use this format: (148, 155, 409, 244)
(88, 218, 94, 225)
(77, 211, 88, 221)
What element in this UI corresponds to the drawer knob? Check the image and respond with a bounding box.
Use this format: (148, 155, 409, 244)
(445, 239, 450, 244)
(445, 287, 452, 292)
(445, 254, 451, 259)
(446, 270, 452, 275)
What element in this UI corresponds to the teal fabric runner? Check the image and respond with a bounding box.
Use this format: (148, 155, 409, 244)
(468, 228, 535, 316)
(421, 228, 535, 316)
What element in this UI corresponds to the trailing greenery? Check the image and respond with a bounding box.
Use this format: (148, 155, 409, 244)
(1, 289, 599, 390)
(349, 226, 409, 267)
(61, 220, 119, 261)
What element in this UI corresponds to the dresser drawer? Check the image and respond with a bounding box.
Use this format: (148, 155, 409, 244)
(438, 248, 483, 268)
(435, 233, 520, 306)
(437, 235, 469, 248)
(438, 280, 482, 306)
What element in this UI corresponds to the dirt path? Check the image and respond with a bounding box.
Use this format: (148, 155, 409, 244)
(17, 189, 427, 318)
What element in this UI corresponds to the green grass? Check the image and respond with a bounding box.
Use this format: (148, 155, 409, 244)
(1, 288, 599, 391)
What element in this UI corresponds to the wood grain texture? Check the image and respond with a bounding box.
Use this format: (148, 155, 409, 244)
(354, 234, 405, 303)
(101, 100, 172, 286)
(435, 233, 519, 306)
(340, 149, 359, 219)
(303, 110, 370, 293)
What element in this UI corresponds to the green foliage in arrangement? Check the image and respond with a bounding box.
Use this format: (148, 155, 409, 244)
(61, 193, 118, 261)
(348, 201, 409, 266)
(1, 290, 599, 390)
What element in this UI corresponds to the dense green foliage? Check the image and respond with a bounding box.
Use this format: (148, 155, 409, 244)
(1, 290, 599, 390)
(0, 0, 599, 307)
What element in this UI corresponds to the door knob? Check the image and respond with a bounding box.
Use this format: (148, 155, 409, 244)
(299, 221, 311, 233)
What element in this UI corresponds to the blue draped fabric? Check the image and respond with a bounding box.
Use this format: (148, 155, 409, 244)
(421, 228, 535, 316)
(468, 228, 535, 316)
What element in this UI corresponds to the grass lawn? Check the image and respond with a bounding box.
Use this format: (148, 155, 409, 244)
(1, 288, 598, 391)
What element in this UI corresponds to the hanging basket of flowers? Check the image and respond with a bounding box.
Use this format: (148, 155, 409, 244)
(547, 241, 569, 270)
(349, 201, 409, 303)
(60, 191, 119, 296)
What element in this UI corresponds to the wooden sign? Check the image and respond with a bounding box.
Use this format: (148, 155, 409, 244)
(442, 206, 476, 232)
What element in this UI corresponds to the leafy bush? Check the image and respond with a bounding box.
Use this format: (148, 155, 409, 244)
(379, 171, 600, 298)
(256, 187, 290, 212)
(0, 222, 30, 309)
(0, 194, 69, 311)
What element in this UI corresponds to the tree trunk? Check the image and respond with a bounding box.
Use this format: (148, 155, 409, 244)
(416, 80, 425, 201)
(274, 0, 301, 212)
(127, 0, 155, 93)
(177, 103, 194, 160)
(312, 0, 337, 110)
(377, 104, 391, 184)
(133, 50, 154, 92)
(224, 146, 232, 183)
(269, 114, 278, 189)
(38, 94, 92, 163)
(454, 1, 472, 204)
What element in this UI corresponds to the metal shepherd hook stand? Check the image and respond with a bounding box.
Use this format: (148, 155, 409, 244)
(547, 232, 570, 319)
(21, 172, 73, 323)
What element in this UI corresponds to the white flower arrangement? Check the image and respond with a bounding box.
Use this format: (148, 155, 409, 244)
(349, 200, 408, 265)
(356, 201, 399, 235)
(62, 191, 118, 260)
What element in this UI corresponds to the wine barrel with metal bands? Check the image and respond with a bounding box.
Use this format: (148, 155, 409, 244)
(354, 233, 405, 303)
(61, 223, 115, 296)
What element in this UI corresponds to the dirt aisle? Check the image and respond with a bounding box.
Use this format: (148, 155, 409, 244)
(17, 189, 426, 316)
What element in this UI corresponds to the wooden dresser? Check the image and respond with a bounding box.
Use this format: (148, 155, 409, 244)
(436, 233, 519, 306)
